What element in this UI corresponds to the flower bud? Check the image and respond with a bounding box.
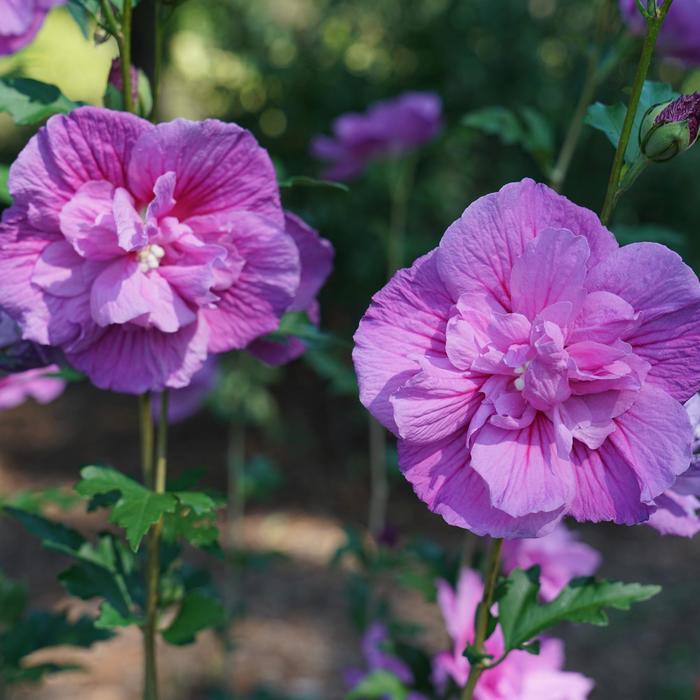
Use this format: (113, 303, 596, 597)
(639, 92, 700, 162)
(103, 58, 153, 116)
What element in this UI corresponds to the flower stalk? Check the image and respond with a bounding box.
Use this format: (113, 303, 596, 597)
(600, 0, 674, 224)
(462, 537, 504, 700)
(100, 0, 135, 113)
(143, 391, 169, 700)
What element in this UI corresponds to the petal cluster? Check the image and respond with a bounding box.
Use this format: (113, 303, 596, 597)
(353, 180, 700, 537)
(311, 92, 442, 180)
(0, 108, 332, 394)
(502, 524, 601, 601)
(434, 569, 593, 699)
(619, 0, 700, 65)
(0, 0, 64, 55)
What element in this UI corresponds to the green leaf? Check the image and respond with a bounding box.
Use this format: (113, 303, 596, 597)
(278, 175, 349, 192)
(95, 601, 139, 629)
(498, 568, 661, 653)
(76, 466, 177, 551)
(0, 165, 10, 206)
(161, 591, 225, 645)
(585, 81, 679, 163)
(0, 78, 81, 126)
(66, 0, 94, 38)
(346, 670, 408, 700)
(462, 106, 524, 144)
(0, 571, 27, 626)
(3, 507, 86, 556)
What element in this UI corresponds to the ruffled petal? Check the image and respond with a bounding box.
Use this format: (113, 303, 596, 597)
(586, 242, 700, 401)
(353, 250, 453, 434)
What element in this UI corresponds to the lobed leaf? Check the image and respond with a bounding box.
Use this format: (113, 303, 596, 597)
(0, 78, 82, 126)
(161, 591, 225, 645)
(498, 567, 661, 653)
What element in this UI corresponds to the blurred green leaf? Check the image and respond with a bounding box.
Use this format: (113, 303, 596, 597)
(3, 506, 86, 556)
(0, 78, 81, 125)
(0, 571, 27, 626)
(498, 567, 661, 654)
(279, 175, 349, 192)
(161, 591, 225, 645)
(346, 670, 408, 699)
(76, 466, 177, 551)
(613, 224, 687, 254)
(0, 165, 10, 206)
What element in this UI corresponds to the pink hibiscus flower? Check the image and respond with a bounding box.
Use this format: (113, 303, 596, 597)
(0, 366, 65, 410)
(647, 393, 700, 537)
(0, 0, 64, 56)
(502, 524, 601, 601)
(353, 179, 700, 538)
(433, 569, 593, 699)
(0, 107, 302, 394)
(311, 92, 442, 180)
(619, 0, 700, 66)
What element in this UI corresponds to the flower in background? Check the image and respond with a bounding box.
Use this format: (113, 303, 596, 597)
(502, 524, 601, 601)
(0, 310, 65, 410)
(434, 569, 593, 698)
(152, 356, 219, 424)
(0, 366, 65, 411)
(344, 622, 428, 700)
(247, 211, 334, 366)
(0, 0, 65, 56)
(0, 107, 301, 394)
(353, 179, 700, 538)
(619, 0, 700, 65)
(311, 92, 442, 180)
(647, 393, 700, 537)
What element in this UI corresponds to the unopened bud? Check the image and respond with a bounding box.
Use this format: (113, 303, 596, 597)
(639, 92, 700, 163)
(104, 58, 153, 116)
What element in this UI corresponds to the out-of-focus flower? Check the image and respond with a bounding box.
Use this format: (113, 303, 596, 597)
(619, 0, 700, 65)
(311, 92, 442, 180)
(434, 569, 593, 698)
(247, 211, 333, 366)
(353, 179, 700, 538)
(0, 366, 65, 410)
(344, 622, 428, 700)
(152, 356, 219, 424)
(647, 394, 700, 537)
(502, 524, 601, 601)
(639, 93, 700, 162)
(0, 0, 64, 56)
(0, 107, 301, 394)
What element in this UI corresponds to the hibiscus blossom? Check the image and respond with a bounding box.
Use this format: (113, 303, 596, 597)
(0, 107, 301, 394)
(619, 0, 700, 66)
(433, 569, 593, 699)
(502, 524, 601, 601)
(0, 0, 64, 56)
(353, 179, 700, 537)
(311, 92, 442, 180)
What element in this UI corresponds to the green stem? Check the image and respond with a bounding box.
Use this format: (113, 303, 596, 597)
(599, 0, 674, 224)
(152, 0, 163, 120)
(138, 393, 154, 485)
(100, 0, 135, 113)
(550, 0, 611, 192)
(143, 391, 168, 700)
(461, 538, 504, 700)
(367, 416, 388, 537)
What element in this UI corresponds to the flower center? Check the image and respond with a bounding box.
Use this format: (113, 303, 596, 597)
(513, 362, 529, 391)
(137, 243, 165, 272)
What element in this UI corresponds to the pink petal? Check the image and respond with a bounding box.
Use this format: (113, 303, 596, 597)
(390, 355, 483, 442)
(353, 250, 453, 434)
(436, 179, 617, 309)
(470, 416, 575, 517)
(146, 171, 177, 220)
(647, 492, 700, 537)
(59, 180, 123, 260)
(568, 291, 638, 345)
(284, 211, 334, 312)
(586, 242, 700, 401)
(202, 212, 300, 353)
(398, 432, 564, 538)
(112, 188, 147, 251)
(127, 119, 283, 227)
(510, 228, 589, 319)
(32, 240, 93, 299)
(67, 317, 209, 394)
(9, 107, 152, 230)
(608, 384, 692, 502)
